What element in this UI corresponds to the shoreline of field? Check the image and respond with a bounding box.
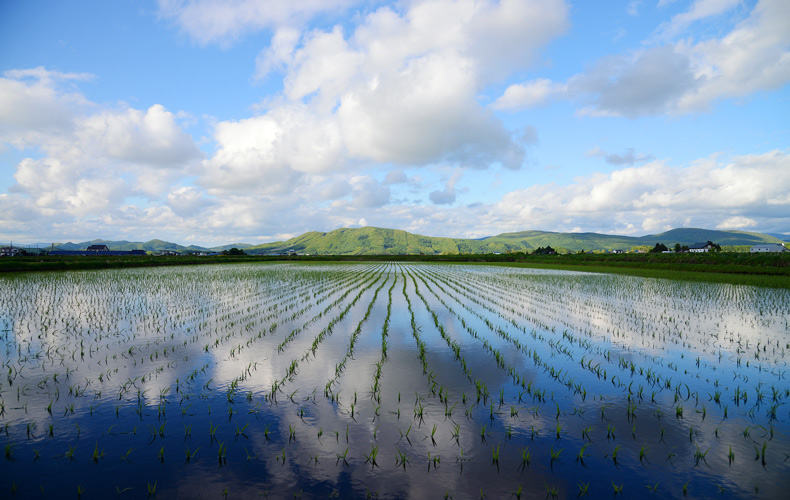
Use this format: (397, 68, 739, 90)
(2, 252, 789, 289)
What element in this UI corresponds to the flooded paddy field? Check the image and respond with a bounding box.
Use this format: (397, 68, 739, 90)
(1, 262, 788, 499)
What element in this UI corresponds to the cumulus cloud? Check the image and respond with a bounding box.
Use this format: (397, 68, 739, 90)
(201, 103, 342, 194)
(77, 104, 200, 166)
(488, 150, 790, 234)
(0, 67, 90, 148)
(211, 0, 568, 188)
(0, 68, 201, 223)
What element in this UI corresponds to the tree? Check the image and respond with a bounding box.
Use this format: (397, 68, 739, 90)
(649, 243, 669, 253)
(674, 243, 681, 253)
(222, 247, 245, 255)
(533, 246, 556, 255)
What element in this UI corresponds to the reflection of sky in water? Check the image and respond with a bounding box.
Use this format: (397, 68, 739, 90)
(0, 263, 788, 499)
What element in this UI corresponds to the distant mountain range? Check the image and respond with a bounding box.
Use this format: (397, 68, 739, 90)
(44, 227, 784, 256)
(50, 239, 251, 253)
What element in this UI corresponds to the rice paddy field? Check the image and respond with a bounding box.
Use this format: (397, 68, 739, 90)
(1, 262, 788, 499)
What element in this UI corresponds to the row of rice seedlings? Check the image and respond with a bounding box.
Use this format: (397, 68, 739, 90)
(268, 268, 388, 401)
(323, 274, 392, 395)
(429, 264, 788, 423)
(369, 274, 398, 403)
(410, 264, 789, 473)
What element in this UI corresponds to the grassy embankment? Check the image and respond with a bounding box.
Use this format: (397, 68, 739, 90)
(1, 252, 789, 288)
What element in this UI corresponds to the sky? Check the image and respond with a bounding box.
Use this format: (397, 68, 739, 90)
(1, 0, 788, 247)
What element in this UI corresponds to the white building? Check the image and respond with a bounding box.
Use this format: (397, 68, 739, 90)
(750, 244, 789, 253)
(688, 242, 715, 253)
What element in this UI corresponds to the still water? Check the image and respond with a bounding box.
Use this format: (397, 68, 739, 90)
(1, 263, 788, 498)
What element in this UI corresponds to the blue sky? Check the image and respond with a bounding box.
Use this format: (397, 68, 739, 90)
(1, 0, 788, 246)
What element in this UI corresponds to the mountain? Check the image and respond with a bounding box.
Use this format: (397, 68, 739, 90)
(45, 227, 783, 256)
(243, 227, 785, 255)
(764, 232, 790, 242)
(53, 239, 251, 253)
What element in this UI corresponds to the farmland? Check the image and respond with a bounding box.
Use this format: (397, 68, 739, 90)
(1, 263, 788, 498)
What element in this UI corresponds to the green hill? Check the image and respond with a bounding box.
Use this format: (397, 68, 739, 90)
(244, 226, 784, 255)
(246, 227, 464, 255)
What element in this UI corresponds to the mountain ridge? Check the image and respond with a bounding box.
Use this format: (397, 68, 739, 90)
(243, 226, 784, 255)
(44, 227, 784, 255)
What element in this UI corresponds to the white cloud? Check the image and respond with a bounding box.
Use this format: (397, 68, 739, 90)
(588, 146, 654, 166)
(717, 216, 757, 229)
(255, 27, 302, 80)
(206, 0, 569, 196)
(429, 171, 463, 205)
(492, 78, 566, 110)
(13, 157, 128, 217)
(676, 0, 790, 112)
(384, 169, 408, 184)
(167, 186, 215, 217)
(349, 176, 391, 208)
(571, 46, 697, 117)
(568, 0, 790, 117)
(0, 69, 201, 224)
(658, 0, 742, 39)
(337, 52, 525, 168)
(156, 0, 360, 46)
(202, 103, 342, 194)
(488, 150, 790, 234)
(0, 67, 90, 148)
(77, 104, 200, 166)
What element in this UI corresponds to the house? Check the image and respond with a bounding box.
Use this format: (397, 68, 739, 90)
(750, 244, 789, 253)
(87, 244, 110, 251)
(0, 246, 20, 257)
(688, 242, 715, 253)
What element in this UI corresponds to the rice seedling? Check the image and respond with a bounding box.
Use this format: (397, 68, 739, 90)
(549, 446, 563, 468)
(395, 448, 409, 469)
(184, 446, 199, 463)
(92, 442, 105, 463)
(364, 444, 379, 467)
(611, 445, 621, 465)
(336, 447, 349, 466)
(576, 443, 589, 464)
